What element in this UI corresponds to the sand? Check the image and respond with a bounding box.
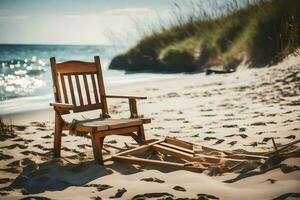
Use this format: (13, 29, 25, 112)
(0, 55, 300, 200)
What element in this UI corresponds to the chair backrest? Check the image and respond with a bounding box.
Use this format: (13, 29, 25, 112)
(50, 56, 109, 116)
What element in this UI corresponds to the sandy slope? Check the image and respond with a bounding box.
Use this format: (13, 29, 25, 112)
(0, 56, 299, 200)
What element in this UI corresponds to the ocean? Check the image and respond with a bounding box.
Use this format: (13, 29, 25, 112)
(0, 44, 176, 115)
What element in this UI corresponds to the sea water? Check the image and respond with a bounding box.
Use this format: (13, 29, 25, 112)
(0, 44, 177, 115)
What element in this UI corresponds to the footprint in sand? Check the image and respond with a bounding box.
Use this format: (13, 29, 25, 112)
(239, 127, 246, 132)
(19, 196, 51, 200)
(251, 122, 267, 126)
(0, 154, 10, 164)
(244, 142, 258, 147)
(222, 124, 238, 128)
(1, 143, 27, 150)
(228, 141, 237, 147)
(173, 185, 186, 192)
(109, 188, 127, 199)
(197, 193, 219, 199)
(132, 192, 173, 200)
(285, 135, 296, 139)
(85, 184, 112, 192)
(204, 137, 217, 141)
(214, 139, 225, 145)
(140, 177, 165, 183)
(41, 135, 52, 139)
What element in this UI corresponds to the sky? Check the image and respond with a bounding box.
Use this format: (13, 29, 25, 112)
(0, 0, 254, 45)
(0, 0, 171, 45)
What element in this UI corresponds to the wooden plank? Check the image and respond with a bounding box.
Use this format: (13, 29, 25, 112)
(91, 132, 104, 164)
(67, 75, 76, 106)
(53, 112, 63, 157)
(129, 99, 138, 118)
(49, 102, 74, 109)
(152, 144, 194, 161)
(75, 74, 84, 106)
(160, 142, 195, 154)
(50, 57, 62, 103)
(113, 140, 163, 157)
(97, 126, 139, 136)
(72, 103, 102, 113)
(83, 74, 91, 105)
(153, 144, 245, 165)
(107, 119, 142, 129)
(91, 73, 100, 104)
(56, 61, 97, 74)
(105, 95, 147, 99)
(165, 137, 193, 150)
(112, 155, 205, 173)
(123, 132, 144, 144)
(60, 74, 69, 103)
(95, 56, 109, 116)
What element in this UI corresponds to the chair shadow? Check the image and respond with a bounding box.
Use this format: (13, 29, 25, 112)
(9, 155, 180, 195)
(10, 158, 113, 194)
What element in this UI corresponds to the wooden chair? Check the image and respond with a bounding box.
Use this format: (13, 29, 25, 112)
(49, 56, 150, 164)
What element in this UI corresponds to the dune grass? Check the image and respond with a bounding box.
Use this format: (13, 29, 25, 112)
(109, 0, 299, 72)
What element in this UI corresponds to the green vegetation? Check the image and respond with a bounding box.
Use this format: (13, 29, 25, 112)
(109, 0, 299, 72)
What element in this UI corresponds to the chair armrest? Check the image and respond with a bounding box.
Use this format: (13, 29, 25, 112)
(49, 103, 74, 110)
(105, 95, 147, 100)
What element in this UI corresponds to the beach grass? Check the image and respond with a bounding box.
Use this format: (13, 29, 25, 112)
(109, 0, 300, 72)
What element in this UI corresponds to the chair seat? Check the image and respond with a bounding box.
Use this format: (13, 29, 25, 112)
(65, 117, 151, 132)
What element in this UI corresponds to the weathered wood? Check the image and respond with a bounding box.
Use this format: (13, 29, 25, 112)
(56, 61, 97, 74)
(83, 74, 91, 105)
(152, 144, 194, 162)
(50, 56, 150, 164)
(53, 112, 63, 157)
(106, 95, 147, 99)
(60, 74, 69, 103)
(129, 99, 138, 118)
(113, 139, 163, 157)
(67, 75, 76, 106)
(91, 132, 104, 164)
(152, 144, 245, 165)
(75, 75, 84, 106)
(112, 155, 205, 173)
(72, 103, 102, 113)
(90, 73, 100, 104)
(50, 57, 62, 103)
(98, 126, 140, 136)
(49, 102, 74, 110)
(160, 142, 194, 154)
(165, 137, 193, 150)
(137, 125, 146, 141)
(95, 56, 109, 117)
(124, 132, 144, 144)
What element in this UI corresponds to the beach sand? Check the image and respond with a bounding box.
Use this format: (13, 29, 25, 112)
(0, 56, 300, 200)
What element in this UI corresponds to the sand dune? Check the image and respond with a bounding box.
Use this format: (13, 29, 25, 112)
(0, 55, 299, 199)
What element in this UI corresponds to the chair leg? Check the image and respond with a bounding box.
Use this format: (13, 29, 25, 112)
(137, 125, 146, 142)
(125, 132, 144, 144)
(91, 132, 104, 165)
(53, 112, 63, 158)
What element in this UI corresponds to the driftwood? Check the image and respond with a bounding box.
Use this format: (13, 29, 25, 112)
(110, 137, 300, 174)
(206, 68, 235, 75)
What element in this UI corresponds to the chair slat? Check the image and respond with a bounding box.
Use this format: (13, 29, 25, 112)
(68, 75, 76, 106)
(56, 61, 97, 74)
(75, 75, 84, 106)
(83, 74, 91, 105)
(60, 74, 69, 103)
(91, 73, 100, 103)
